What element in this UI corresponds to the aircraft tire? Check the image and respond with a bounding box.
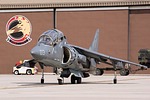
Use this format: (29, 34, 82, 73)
(71, 75, 76, 84)
(77, 77, 82, 84)
(58, 79, 63, 85)
(113, 78, 117, 84)
(41, 78, 44, 84)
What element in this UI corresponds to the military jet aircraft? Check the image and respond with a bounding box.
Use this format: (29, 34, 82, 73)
(28, 29, 147, 85)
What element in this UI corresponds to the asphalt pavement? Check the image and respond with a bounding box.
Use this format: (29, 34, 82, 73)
(0, 74, 150, 100)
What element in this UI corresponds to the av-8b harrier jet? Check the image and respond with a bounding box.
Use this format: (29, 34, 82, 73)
(27, 29, 147, 85)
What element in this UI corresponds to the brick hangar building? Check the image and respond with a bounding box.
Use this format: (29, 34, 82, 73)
(0, 0, 150, 74)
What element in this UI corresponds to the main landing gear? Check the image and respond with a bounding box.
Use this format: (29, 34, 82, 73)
(71, 75, 82, 84)
(57, 75, 82, 85)
(57, 77, 64, 85)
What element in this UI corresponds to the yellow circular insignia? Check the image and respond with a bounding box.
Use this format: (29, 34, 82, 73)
(6, 15, 32, 46)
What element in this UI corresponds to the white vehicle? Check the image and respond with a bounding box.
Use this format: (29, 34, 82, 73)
(13, 60, 38, 75)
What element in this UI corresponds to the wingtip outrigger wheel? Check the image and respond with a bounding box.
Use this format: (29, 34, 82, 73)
(113, 78, 117, 84)
(113, 71, 117, 84)
(41, 78, 44, 84)
(112, 61, 118, 84)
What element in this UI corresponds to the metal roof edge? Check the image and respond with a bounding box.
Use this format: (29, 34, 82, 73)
(0, 1, 150, 9)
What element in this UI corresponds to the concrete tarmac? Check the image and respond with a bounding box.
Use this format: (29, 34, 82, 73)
(0, 74, 150, 100)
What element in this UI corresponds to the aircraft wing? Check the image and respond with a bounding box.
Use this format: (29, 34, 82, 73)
(71, 45, 147, 69)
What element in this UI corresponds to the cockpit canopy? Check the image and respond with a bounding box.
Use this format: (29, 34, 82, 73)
(38, 29, 66, 46)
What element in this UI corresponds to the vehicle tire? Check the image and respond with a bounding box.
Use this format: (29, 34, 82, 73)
(77, 77, 82, 84)
(14, 70, 19, 75)
(71, 75, 76, 84)
(26, 69, 32, 75)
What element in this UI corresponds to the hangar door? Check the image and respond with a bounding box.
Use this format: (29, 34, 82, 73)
(130, 9, 150, 74)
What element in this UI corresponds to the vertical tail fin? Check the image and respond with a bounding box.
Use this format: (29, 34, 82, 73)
(89, 29, 100, 74)
(89, 29, 99, 52)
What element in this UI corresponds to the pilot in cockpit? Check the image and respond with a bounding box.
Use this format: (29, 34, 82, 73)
(38, 35, 53, 46)
(38, 29, 66, 46)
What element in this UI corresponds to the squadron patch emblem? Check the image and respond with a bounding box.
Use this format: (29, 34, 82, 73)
(6, 15, 32, 46)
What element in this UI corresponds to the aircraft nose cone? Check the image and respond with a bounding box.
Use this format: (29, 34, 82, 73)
(30, 48, 37, 56)
(30, 46, 42, 60)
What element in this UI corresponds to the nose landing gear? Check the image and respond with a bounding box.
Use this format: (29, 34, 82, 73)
(39, 63, 45, 84)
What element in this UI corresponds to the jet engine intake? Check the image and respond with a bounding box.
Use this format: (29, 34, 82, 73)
(62, 46, 90, 68)
(62, 46, 76, 65)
